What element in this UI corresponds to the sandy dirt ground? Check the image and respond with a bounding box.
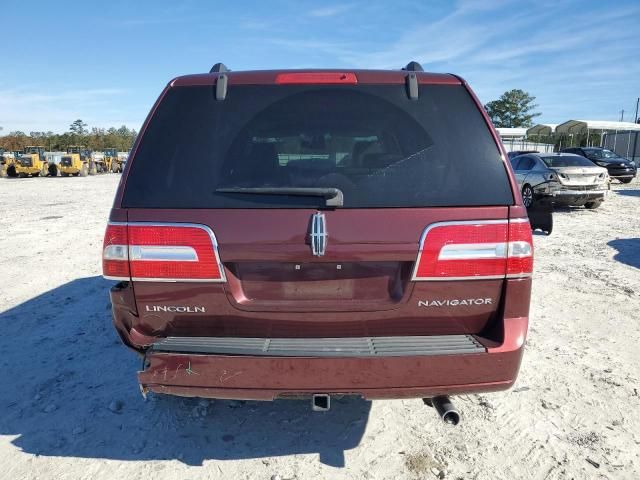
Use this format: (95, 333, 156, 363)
(0, 174, 639, 480)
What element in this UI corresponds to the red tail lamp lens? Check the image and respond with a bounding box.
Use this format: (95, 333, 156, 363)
(102, 223, 225, 282)
(413, 219, 533, 281)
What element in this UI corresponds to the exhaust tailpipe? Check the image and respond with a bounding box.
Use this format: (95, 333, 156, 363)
(311, 394, 330, 412)
(425, 396, 460, 425)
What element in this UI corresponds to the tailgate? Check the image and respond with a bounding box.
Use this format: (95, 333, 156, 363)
(125, 207, 511, 338)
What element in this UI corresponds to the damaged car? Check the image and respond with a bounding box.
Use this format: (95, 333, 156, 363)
(102, 62, 535, 423)
(510, 152, 609, 209)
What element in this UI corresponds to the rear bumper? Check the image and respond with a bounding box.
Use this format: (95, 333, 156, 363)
(551, 189, 608, 197)
(541, 188, 607, 205)
(607, 170, 636, 179)
(137, 318, 528, 400)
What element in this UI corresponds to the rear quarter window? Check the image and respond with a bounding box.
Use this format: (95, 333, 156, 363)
(122, 83, 513, 208)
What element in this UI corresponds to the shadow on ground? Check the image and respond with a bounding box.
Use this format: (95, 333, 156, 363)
(0, 277, 370, 467)
(615, 189, 640, 197)
(608, 238, 640, 269)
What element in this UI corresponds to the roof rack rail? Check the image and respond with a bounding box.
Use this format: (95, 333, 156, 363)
(402, 61, 424, 72)
(210, 62, 229, 73)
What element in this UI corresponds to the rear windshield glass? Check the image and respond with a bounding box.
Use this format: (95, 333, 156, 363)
(540, 155, 597, 168)
(123, 84, 513, 208)
(582, 148, 621, 160)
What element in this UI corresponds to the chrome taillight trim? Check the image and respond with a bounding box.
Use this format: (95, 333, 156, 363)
(438, 242, 508, 260)
(103, 275, 131, 281)
(129, 245, 199, 262)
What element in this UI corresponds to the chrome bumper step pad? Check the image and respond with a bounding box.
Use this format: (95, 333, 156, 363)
(151, 335, 486, 357)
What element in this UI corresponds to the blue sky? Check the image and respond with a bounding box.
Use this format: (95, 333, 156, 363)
(1, 0, 639, 133)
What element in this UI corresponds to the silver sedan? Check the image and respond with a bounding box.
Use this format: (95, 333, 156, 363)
(509, 153, 609, 209)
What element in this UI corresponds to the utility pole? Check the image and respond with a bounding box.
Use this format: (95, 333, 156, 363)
(619, 109, 624, 122)
(635, 97, 639, 123)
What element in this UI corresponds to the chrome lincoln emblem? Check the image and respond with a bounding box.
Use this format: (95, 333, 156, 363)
(309, 212, 327, 256)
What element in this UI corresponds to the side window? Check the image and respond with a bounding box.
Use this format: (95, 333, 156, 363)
(509, 157, 520, 169)
(516, 157, 535, 171)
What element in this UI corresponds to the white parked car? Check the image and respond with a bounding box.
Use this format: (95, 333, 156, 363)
(510, 153, 609, 209)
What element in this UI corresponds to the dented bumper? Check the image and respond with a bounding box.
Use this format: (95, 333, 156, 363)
(137, 318, 527, 401)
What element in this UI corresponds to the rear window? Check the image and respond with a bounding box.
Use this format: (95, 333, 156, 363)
(582, 148, 621, 160)
(540, 155, 597, 168)
(123, 84, 513, 208)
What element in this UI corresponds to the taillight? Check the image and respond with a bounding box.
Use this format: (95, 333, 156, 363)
(102, 223, 129, 280)
(102, 223, 225, 282)
(412, 219, 533, 281)
(506, 219, 533, 278)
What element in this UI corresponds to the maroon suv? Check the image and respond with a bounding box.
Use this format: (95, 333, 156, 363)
(103, 62, 533, 421)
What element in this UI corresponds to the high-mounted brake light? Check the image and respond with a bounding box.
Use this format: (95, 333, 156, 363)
(412, 219, 533, 281)
(275, 72, 358, 85)
(102, 223, 225, 282)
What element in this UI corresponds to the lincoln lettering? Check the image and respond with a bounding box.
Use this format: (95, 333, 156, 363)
(418, 298, 492, 307)
(145, 305, 206, 313)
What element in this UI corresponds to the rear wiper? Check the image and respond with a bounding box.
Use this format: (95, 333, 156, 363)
(215, 187, 344, 207)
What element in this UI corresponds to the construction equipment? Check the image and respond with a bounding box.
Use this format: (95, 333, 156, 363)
(60, 146, 96, 176)
(11, 146, 48, 178)
(92, 152, 107, 173)
(104, 148, 124, 173)
(44, 151, 66, 176)
(4, 151, 21, 177)
(1, 150, 16, 177)
(59, 153, 89, 176)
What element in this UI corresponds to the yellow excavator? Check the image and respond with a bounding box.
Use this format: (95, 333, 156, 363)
(11, 146, 48, 178)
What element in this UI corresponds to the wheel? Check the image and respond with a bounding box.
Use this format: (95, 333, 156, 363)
(48, 164, 58, 177)
(7, 166, 18, 178)
(619, 178, 633, 184)
(32, 172, 40, 177)
(585, 200, 602, 209)
(522, 185, 534, 208)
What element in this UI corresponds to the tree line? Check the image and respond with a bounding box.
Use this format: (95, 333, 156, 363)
(0, 119, 137, 152)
